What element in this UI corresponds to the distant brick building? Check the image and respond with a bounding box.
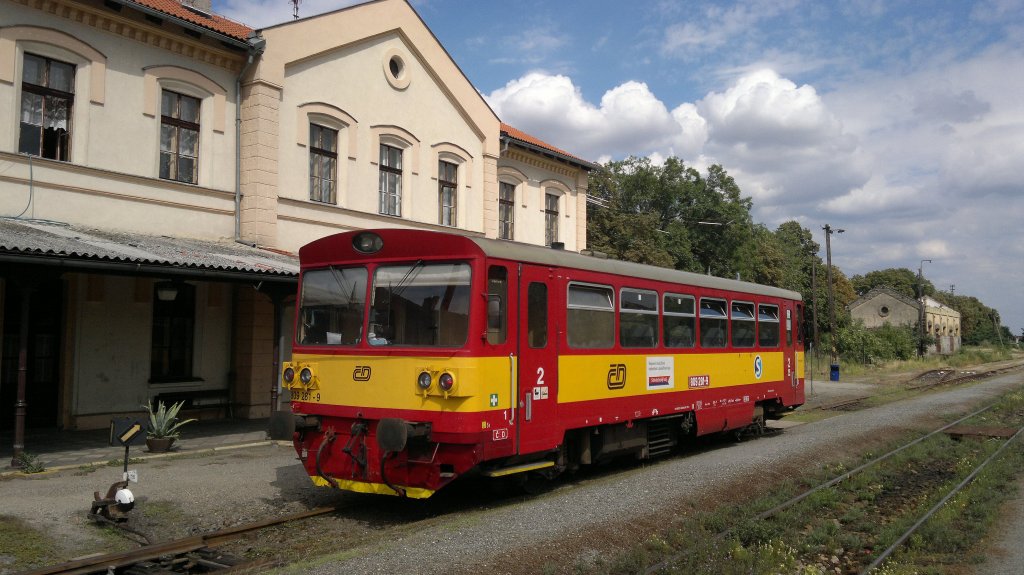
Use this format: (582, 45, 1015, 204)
(847, 287, 961, 355)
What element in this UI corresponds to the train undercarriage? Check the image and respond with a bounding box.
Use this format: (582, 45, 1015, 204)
(286, 400, 785, 497)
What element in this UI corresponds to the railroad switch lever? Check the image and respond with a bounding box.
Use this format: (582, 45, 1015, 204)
(91, 479, 135, 521)
(90, 418, 144, 521)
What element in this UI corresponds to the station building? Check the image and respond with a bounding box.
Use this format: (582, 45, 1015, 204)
(847, 287, 962, 355)
(0, 0, 593, 460)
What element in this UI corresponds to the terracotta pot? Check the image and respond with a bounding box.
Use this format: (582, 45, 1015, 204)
(146, 437, 176, 452)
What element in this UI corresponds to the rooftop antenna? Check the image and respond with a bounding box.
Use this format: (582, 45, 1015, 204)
(291, 0, 300, 19)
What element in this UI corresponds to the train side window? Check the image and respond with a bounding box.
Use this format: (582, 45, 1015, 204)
(664, 293, 695, 348)
(527, 282, 547, 348)
(731, 301, 756, 347)
(487, 266, 507, 345)
(786, 308, 793, 346)
(758, 304, 780, 347)
(699, 298, 727, 348)
(620, 288, 658, 348)
(567, 283, 614, 348)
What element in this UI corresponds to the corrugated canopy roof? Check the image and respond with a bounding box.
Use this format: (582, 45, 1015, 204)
(0, 218, 297, 282)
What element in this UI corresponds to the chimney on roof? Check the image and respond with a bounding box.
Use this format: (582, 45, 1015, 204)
(180, 0, 213, 13)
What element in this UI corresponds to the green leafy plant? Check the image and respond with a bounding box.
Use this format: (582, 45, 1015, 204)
(142, 400, 197, 439)
(13, 452, 45, 474)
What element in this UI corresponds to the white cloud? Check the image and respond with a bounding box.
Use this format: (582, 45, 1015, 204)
(916, 239, 951, 260)
(485, 73, 679, 160)
(820, 177, 924, 217)
(698, 69, 843, 149)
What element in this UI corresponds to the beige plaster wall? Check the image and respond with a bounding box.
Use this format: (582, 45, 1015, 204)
(0, 1, 241, 239)
(255, 0, 502, 253)
(274, 34, 487, 246)
(849, 293, 919, 329)
(72, 275, 233, 425)
(497, 150, 586, 251)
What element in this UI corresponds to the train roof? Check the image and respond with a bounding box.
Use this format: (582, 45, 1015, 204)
(300, 229, 802, 302)
(466, 235, 802, 301)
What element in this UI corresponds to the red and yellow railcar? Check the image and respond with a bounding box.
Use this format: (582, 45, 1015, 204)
(283, 229, 804, 498)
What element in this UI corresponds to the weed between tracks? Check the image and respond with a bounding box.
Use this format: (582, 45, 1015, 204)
(585, 389, 1024, 575)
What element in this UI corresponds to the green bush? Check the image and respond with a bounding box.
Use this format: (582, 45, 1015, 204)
(836, 322, 917, 364)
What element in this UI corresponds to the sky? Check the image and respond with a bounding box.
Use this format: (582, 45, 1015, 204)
(212, 0, 1024, 336)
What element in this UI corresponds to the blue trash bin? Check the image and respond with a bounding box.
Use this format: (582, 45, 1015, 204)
(830, 364, 840, 381)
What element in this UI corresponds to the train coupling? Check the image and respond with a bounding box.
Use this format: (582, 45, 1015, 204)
(269, 412, 321, 440)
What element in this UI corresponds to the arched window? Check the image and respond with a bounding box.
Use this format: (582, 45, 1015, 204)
(372, 126, 419, 217)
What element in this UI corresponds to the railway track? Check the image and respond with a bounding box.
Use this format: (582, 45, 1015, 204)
(18, 506, 338, 575)
(643, 389, 1024, 574)
(811, 362, 1024, 413)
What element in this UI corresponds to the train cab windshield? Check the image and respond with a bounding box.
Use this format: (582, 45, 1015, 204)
(297, 261, 472, 348)
(298, 267, 368, 345)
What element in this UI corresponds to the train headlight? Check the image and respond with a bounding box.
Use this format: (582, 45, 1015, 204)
(438, 372, 454, 392)
(352, 232, 383, 254)
(283, 367, 295, 384)
(417, 371, 432, 390)
(299, 367, 313, 385)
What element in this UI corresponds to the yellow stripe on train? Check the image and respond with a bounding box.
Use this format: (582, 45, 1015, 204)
(557, 352, 787, 403)
(288, 351, 801, 412)
(287, 354, 518, 413)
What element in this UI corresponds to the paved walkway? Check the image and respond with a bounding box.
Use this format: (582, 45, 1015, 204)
(0, 417, 273, 476)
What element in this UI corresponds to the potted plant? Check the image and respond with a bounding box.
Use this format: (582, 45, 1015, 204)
(142, 400, 197, 452)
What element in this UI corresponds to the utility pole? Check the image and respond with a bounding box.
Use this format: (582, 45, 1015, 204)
(917, 259, 932, 357)
(811, 260, 820, 351)
(823, 225, 843, 380)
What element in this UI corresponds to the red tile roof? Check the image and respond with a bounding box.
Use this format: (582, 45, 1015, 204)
(500, 123, 594, 169)
(129, 0, 253, 42)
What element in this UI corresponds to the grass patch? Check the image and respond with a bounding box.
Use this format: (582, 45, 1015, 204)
(13, 452, 46, 474)
(105, 457, 146, 467)
(805, 346, 1020, 381)
(591, 388, 1024, 574)
(0, 515, 61, 570)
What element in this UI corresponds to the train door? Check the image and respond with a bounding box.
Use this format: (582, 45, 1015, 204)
(516, 265, 559, 454)
(783, 303, 802, 391)
(794, 304, 805, 397)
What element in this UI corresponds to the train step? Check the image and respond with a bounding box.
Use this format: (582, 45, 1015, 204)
(647, 422, 675, 458)
(481, 460, 555, 478)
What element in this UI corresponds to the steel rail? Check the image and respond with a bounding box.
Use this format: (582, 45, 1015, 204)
(860, 423, 1024, 574)
(643, 401, 999, 575)
(19, 506, 337, 575)
(752, 402, 996, 521)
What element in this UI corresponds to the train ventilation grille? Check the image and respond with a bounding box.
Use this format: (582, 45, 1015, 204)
(647, 420, 674, 458)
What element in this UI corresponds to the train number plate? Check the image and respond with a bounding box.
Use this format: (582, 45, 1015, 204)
(688, 375, 710, 389)
(290, 389, 321, 402)
(492, 428, 509, 441)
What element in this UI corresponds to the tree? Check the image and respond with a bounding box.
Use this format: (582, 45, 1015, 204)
(587, 157, 758, 276)
(850, 268, 935, 299)
(932, 292, 1003, 345)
